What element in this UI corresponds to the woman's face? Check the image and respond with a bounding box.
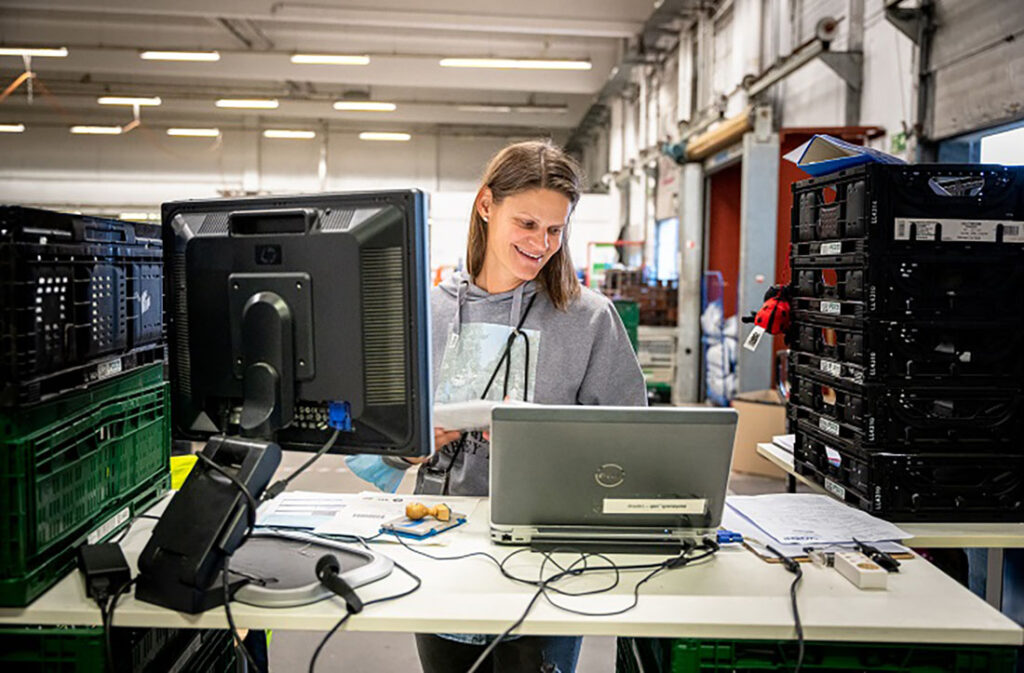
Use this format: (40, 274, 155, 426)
(477, 188, 571, 292)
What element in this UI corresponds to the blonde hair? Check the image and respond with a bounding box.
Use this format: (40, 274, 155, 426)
(467, 140, 583, 310)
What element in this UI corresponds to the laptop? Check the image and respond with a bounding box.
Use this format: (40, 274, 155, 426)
(489, 406, 738, 549)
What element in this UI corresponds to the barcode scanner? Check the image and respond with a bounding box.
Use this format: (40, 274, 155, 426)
(315, 554, 364, 614)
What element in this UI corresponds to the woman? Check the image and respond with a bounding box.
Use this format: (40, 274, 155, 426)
(385, 139, 647, 673)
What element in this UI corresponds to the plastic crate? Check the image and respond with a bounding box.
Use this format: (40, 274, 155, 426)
(668, 638, 1018, 672)
(791, 163, 1024, 249)
(790, 319, 1024, 384)
(0, 626, 233, 673)
(793, 422, 1024, 522)
(0, 206, 164, 407)
(790, 254, 1024, 320)
(0, 364, 170, 606)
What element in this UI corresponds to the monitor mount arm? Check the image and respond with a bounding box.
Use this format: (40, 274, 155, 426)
(239, 290, 295, 438)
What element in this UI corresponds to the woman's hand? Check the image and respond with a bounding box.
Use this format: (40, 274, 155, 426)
(404, 427, 462, 464)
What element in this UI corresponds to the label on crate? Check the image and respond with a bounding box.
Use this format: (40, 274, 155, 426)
(819, 359, 843, 378)
(824, 478, 846, 500)
(894, 217, 1024, 243)
(820, 300, 842, 315)
(824, 446, 842, 468)
(96, 357, 123, 381)
(820, 241, 843, 255)
(87, 506, 130, 545)
(819, 417, 841, 437)
(167, 633, 203, 673)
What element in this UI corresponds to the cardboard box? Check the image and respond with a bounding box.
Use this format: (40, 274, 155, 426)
(730, 389, 787, 479)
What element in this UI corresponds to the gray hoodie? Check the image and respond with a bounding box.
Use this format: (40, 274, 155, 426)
(386, 271, 647, 496)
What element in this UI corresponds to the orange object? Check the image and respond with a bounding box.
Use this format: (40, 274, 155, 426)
(405, 502, 452, 522)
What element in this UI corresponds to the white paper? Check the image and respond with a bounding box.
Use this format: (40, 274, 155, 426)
(257, 491, 357, 530)
(726, 494, 912, 545)
(433, 400, 536, 431)
(720, 507, 909, 558)
(772, 434, 795, 453)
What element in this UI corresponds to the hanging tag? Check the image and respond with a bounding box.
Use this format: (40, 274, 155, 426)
(743, 325, 766, 352)
(447, 331, 459, 351)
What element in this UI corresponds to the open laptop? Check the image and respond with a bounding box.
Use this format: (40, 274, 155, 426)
(489, 406, 738, 550)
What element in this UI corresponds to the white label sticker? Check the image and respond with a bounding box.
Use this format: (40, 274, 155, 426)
(824, 446, 842, 468)
(602, 498, 706, 515)
(824, 478, 846, 500)
(894, 217, 1022, 243)
(87, 507, 130, 545)
(820, 242, 843, 255)
(819, 359, 842, 378)
(820, 300, 841, 315)
(743, 325, 766, 352)
(96, 358, 123, 381)
(819, 417, 841, 436)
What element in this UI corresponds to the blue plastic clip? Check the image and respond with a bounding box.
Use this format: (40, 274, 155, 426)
(717, 529, 744, 544)
(327, 401, 352, 431)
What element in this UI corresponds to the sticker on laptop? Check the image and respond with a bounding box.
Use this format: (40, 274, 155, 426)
(602, 498, 706, 515)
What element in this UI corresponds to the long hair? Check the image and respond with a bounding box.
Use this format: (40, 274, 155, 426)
(466, 140, 583, 310)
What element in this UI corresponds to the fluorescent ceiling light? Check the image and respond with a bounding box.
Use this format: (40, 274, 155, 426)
(359, 132, 411, 142)
(439, 58, 591, 70)
(291, 53, 370, 65)
(140, 50, 220, 62)
(70, 125, 123, 135)
(263, 129, 316, 139)
(167, 127, 220, 137)
(0, 123, 25, 133)
(333, 101, 396, 112)
(458, 104, 514, 113)
(216, 98, 279, 109)
(0, 47, 68, 58)
(118, 212, 158, 221)
(457, 103, 569, 114)
(97, 96, 162, 106)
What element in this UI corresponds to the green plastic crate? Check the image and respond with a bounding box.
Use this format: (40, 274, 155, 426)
(667, 639, 1018, 673)
(613, 300, 640, 353)
(0, 364, 170, 606)
(0, 626, 232, 673)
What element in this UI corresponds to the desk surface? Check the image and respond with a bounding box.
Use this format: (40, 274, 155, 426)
(756, 443, 1024, 549)
(0, 495, 1021, 646)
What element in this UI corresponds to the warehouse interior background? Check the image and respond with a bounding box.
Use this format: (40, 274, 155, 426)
(1, 0, 1023, 671)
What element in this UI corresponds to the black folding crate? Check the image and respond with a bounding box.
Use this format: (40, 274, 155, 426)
(789, 254, 1024, 320)
(791, 162, 1024, 249)
(786, 373, 1024, 448)
(0, 206, 164, 406)
(793, 422, 1024, 522)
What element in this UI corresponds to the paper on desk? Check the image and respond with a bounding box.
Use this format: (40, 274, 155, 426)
(772, 434, 795, 453)
(257, 491, 355, 530)
(313, 492, 480, 545)
(727, 494, 912, 545)
(433, 400, 536, 431)
(720, 506, 909, 559)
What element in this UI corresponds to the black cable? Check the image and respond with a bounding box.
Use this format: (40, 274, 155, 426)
(262, 429, 341, 502)
(196, 452, 259, 535)
(99, 577, 135, 673)
(767, 545, 805, 673)
(223, 562, 262, 673)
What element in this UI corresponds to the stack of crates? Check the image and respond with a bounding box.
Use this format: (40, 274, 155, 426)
(786, 164, 1024, 522)
(0, 206, 171, 606)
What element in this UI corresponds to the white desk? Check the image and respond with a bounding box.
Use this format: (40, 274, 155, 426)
(757, 441, 1024, 609)
(0, 495, 1021, 647)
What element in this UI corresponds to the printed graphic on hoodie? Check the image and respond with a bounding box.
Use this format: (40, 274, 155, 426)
(435, 323, 540, 404)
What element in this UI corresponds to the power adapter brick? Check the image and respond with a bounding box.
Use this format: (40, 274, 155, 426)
(77, 543, 131, 601)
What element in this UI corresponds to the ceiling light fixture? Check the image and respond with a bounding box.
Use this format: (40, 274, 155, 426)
(263, 129, 316, 139)
(0, 123, 25, 133)
(70, 125, 123, 135)
(167, 127, 220, 137)
(359, 132, 411, 142)
(291, 54, 370, 65)
(333, 101, 396, 112)
(439, 58, 591, 70)
(97, 96, 162, 106)
(118, 212, 159, 221)
(0, 47, 68, 58)
(216, 98, 279, 109)
(140, 50, 220, 62)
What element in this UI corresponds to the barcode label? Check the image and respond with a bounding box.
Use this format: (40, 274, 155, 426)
(96, 358, 122, 381)
(824, 478, 846, 499)
(820, 242, 843, 255)
(820, 301, 841, 315)
(87, 507, 130, 545)
(820, 359, 842, 377)
(819, 417, 841, 436)
(825, 446, 842, 468)
(894, 217, 1023, 243)
(1004, 224, 1023, 242)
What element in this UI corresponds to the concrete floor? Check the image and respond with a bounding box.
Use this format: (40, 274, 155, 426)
(264, 451, 796, 672)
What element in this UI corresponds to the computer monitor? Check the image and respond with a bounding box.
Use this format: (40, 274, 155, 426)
(162, 190, 432, 457)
